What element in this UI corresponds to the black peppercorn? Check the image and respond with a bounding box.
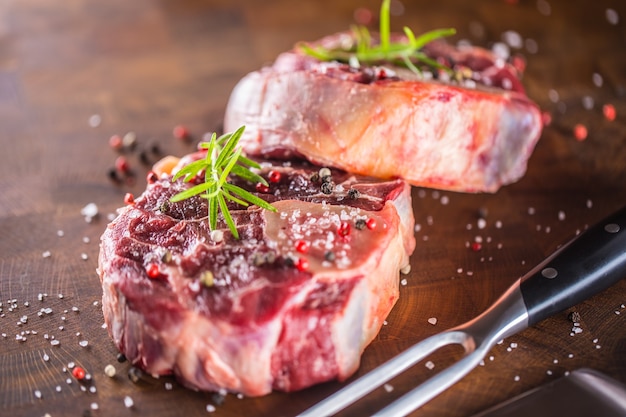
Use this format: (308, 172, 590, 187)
(284, 256, 295, 267)
(568, 311, 581, 323)
(348, 188, 361, 199)
(211, 392, 226, 406)
(108, 168, 121, 183)
(321, 181, 335, 194)
(139, 150, 151, 165)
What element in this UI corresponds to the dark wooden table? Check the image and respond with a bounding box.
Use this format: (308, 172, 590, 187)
(1, 0, 625, 416)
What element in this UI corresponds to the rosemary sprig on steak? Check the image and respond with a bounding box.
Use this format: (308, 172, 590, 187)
(170, 125, 277, 239)
(298, 0, 455, 75)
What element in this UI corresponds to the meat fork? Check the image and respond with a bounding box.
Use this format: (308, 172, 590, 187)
(299, 205, 626, 417)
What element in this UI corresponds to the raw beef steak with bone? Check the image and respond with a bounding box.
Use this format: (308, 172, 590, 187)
(224, 32, 543, 193)
(98, 153, 415, 396)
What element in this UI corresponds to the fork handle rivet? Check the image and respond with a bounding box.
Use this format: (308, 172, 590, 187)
(541, 267, 558, 279)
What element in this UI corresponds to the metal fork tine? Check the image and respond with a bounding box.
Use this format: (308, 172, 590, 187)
(299, 277, 532, 417)
(297, 330, 471, 417)
(372, 349, 487, 416)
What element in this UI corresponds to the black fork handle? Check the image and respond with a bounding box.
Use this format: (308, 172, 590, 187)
(520, 205, 626, 326)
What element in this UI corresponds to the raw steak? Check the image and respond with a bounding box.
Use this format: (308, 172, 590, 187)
(98, 153, 415, 396)
(224, 32, 543, 193)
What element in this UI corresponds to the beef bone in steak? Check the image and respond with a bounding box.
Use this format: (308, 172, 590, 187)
(98, 153, 415, 396)
(224, 32, 543, 193)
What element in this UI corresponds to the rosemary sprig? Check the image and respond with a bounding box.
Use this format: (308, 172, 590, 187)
(298, 0, 456, 75)
(169, 126, 277, 239)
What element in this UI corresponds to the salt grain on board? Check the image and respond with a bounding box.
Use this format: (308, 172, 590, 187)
(88, 114, 102, 128)
(81, 203, 99, 222)
(548, 89, 559, 103)
(104, 364, 116, 377)
(537, 0, 551, 16)
(606, 8, 619, 25)
(123, 396, 134, 408)
(502, 30, 523, 49)
(592, 73, 603, 87)
(525, 38, 538, 54)
(582, 95, 594, 110)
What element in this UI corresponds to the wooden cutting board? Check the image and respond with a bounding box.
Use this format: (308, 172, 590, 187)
(1, 0, 625, 416)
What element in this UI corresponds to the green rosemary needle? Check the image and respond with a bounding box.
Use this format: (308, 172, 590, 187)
(298, 0, 456, 75)
(169, 126, 277, 239)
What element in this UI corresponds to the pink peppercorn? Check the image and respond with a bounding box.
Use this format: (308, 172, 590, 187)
(256, 183, 270, 193)
(338, 222, 351, 237)
(109, 134, 123, 150)
(603, 104, 616, 121)
(574, 124, 588, 141)
(295, 240, 310, 254)
(124, 193, 135, 205)
(146, 171, 158, 184)
(115, 156, 129, 172)
(268, 170, 281, 183)
(72, 366, 86, 380)
(296, 258, 309, 272)
(146, 264, 160, 279)
(173, 125, 189, 140)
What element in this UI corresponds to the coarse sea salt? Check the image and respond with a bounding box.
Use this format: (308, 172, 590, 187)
(592, 73, 603, 87)
(525, 38, 538, 54)
(537, 0, 551, 15)
(124, 396, 134, 408)
(606, 8, 619, 25)
(89, 114, 102, 128)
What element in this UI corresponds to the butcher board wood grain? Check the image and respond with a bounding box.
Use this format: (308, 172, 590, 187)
(0, 0, 625, 416)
